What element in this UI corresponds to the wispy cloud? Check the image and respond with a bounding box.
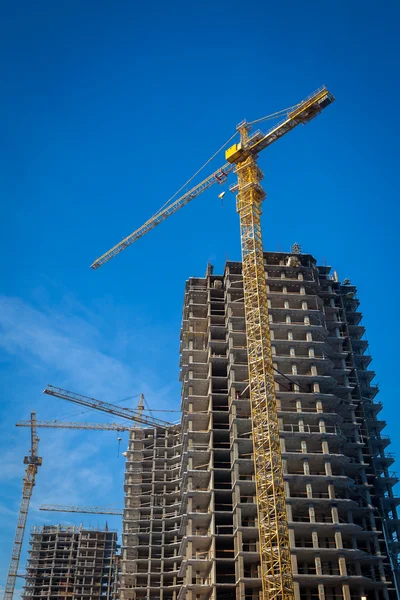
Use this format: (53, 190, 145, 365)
(0, 503, 18, 517)
(0, 447, 26, 482)
(0, 293, 179, 410)
(0, 295, 138, 398)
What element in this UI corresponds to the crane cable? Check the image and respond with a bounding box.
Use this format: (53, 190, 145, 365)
(150, 103, 300, 223)
(247, 103, 300, 126)
(149, 130, 238, 221)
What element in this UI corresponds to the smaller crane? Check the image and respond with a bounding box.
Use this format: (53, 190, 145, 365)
(40, 504, 123, 516)
(43, 384, 174, 429)
(4, 412, 42, 600)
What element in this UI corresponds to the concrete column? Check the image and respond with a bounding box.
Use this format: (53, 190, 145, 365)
(338, 556, 347, 576)
(290, 551, 298, 574)
(378, 559, 387, 582)
(312, 530, 319, 548)
(237, 581, 245, 600)
(315, 555, 322, 575)
(346, 509, 353, 524)
(233, 463, 239, 486)
(289, 528, 296, 549)
(284, 481, 291, 498)
(318, 584, 325, 600)
(335, 531, 343, 549)
(232, 440, 239, 462)
(331, 506, 339, 524)
(382, 582, 390, 600)
(293, 581, 301, 600)
(342, 584, 351, 600)
(309, 505, 315, 522)
(237, 554, 244, 580)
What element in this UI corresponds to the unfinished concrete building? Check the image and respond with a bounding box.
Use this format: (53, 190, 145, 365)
(120, 426, 182, 599)
(22, 525, 118, 599)
(121, 250, 400, 600)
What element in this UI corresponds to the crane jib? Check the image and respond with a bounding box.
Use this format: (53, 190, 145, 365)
(90, 87, 334, 270)
(90, 161, 236, 269)
(43, 384, 174, 429)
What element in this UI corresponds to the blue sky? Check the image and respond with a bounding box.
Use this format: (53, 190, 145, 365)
(0, 0, 399, 590)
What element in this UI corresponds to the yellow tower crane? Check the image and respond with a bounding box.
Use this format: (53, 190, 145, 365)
(90, 87, 334, 600)
(4, 412, 42, 600)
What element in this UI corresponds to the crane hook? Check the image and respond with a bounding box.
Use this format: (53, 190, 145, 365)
(117, 436, 122, 457)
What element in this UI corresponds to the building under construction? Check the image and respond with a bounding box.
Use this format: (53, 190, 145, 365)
(120, 250, 400, 600)
(22, 525, 118, 599)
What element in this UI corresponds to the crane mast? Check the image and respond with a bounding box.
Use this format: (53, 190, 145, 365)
(235, 124, 292, 599)
(4, 412, 42, 600)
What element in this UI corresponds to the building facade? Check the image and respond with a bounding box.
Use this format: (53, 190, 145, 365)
(22, 525, 118, 599)
(121, 426, 182, 599)
(120, 251, 399, 600)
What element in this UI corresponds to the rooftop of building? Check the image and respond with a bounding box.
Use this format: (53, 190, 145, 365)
(31, 524, 117, 534)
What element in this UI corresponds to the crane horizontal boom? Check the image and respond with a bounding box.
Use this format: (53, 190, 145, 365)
(43, 384, 173, 428)
(247, 86, 334, 157)
(40, 504, 123, 515)
(90, 87, 334, 270)
(90, 162, 236, 269)
(16, 419, 131, 432)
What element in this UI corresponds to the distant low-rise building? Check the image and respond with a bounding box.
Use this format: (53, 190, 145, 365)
(22, 524, 118, 599)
